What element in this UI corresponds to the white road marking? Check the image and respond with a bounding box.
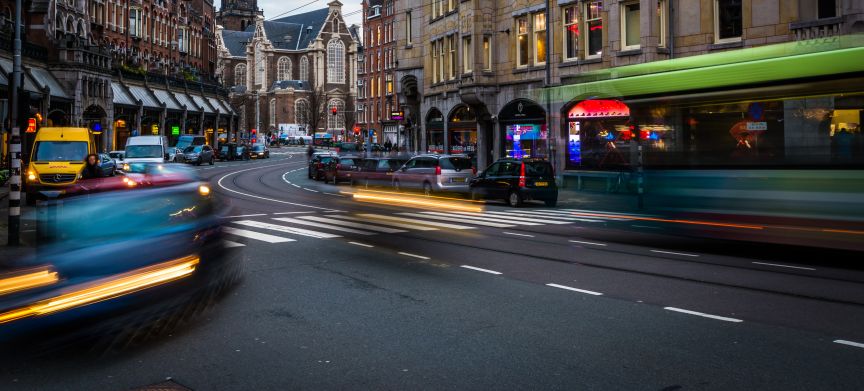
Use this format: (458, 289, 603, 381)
(298, 216, 406, 233)
(273, 211, 316, 215)
(291, 184, 301, 188)
(217, 163, 333, 210)
(503, 232, 535, 237)
(563, 208, 651, 217)
(303, 188, 320, 193)
(460, 265, 502, 275)
(398, 252, 430, 260)
(752, 261, 816, 271)
(546, 283, 603, 296)
(326, 214, 440, 231)
(232, 220, 342, 239)
(223, 240, 246, 248)
(664, 307, 743, 323)
(349, 241, 374, 248)
(357, 214, 476, 230)
(272, 217, 375, 235)
(834, 340, 864, 349)
(223, 227, 296, 243)
(400, 212, 514, 228)
(222, 213, 267, 218)
(569, 240, 607, 246)
(483, 210, 604, 223)
(323, 192, 344, 197)
(446, 211, 561, 225)
(650, 250, 700, 257)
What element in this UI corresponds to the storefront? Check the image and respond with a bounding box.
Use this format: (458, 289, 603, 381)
(565, 99, 634, 170)
(448, 105, 477, 155)
(499, 99, 547, 159)
(383, 123, 399, 146)
(426, 108, 445, 153)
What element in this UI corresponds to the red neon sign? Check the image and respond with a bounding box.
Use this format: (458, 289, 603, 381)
(568, 100, 630, 119)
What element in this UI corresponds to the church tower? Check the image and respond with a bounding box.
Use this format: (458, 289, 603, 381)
(217, 0, 264, 31)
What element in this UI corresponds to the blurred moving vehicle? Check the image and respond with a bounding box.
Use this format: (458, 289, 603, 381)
(324, 156, 362, 184)
(392, 155, 475, 195)
(308, 153, 338, 180)
(470, 158, 557, 207)
(108, 150, 125, 167)
(0, 163, 239, 353)
(234, 145, 251, 161)
(169, 135, 207, 162)
(352, 157, 408, 187)
(251, 144, 270, 159)
(125, 136, 170, 164)
(181, 145, 216, 165)
(24, 127, 95, 205)
(97, 153, 118, 177)
(335, 142, 360, 155)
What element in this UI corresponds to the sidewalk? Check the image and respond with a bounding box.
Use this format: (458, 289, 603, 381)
(0, 187, 37, 261)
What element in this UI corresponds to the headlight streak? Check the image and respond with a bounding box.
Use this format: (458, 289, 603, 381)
(0, 268, 60, 296)
(345, 189, 484, 213)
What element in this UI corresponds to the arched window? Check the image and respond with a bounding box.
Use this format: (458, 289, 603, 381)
(327, 39, 345, 84)
(295, 99, 309, 126)
(269, 98, 276, 126)
(234, 63, 247, 87)
(299, 56, 309, 82)
(327, 99, 345, 131)
(277, 57, 292, 81)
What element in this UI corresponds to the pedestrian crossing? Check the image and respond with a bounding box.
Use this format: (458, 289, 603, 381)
(220, 208, 638, 246)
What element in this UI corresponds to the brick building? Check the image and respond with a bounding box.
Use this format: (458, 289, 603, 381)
(357, 0, 400, 146)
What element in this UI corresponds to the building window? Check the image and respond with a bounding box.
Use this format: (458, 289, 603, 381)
(483, 36, 492, 71)
(621, 2, 640, 50)
(657, 0, 667, 47)
(234, 63, 246, 87)
(448, 35, 456, 79)
(277, 57, 292, 81)
(563, 6, 579, 61)
(295, 99, 309, 126)
(255, 43, 265, 86)
(129, 7, 141, 37)
(714, 0, 742, 43)
(377, 25, 381, 44)
(327, 39, 345, 83)
(386, 73, 393, 94)
(462, 36, 473, 73)
(584, 1, 603, 57)
(178, 27, 188, 52)
(448, 0, 455, 13)
(431, 0, 438, 18)
(534, 13, 546, 65)
(431, 40, 439, 83)
(300, 56, 309, 82)
(327, 99, 345, 131)
(406, 11, 413, 44)
(269, 99, 276, 126)
(516, 17, 529, 67)
(438, 39, 445, 81)
(818, 0, 836, 19)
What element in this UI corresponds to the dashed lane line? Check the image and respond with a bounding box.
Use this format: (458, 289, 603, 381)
(650, 249, 700, 257)
(752, 261, 816, 271)
(569, 240, 607, 247)
(399, 252, 430, 260)
(834, 340, 864, 349)
(546, 283, 603, 296)
(303, 188, 320, 193)
(502, 232, 535, 238)
(348, 242, 375, 248)
(460, 265, 502, 275)
(664, 307, 743, 323)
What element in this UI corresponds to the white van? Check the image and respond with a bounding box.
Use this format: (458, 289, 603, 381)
(125, 136, 169, 164)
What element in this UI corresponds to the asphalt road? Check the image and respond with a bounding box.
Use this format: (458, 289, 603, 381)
(3, 147, 863, 390)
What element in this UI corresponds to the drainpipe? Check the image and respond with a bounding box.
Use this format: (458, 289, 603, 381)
(669, 0, 675, 59)
(544, 0, 555, 178)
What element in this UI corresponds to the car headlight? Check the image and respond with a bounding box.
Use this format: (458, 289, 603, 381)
(123, 164, 130, 171)
(198, 184, 211, 196)
(27, 170, 36, 181)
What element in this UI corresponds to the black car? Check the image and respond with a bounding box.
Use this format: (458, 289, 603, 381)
(469, 158, 558, 207)
(98, 153, 117, 176)
(251, 144, 270, 159)
(307, 152, 337, 179)
(324, 156, 363, 184)
(234, 145, 251, 161)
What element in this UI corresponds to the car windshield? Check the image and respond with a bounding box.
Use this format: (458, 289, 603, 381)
(252, 145, 265, 152)
(33, 141, 89, 162)
(320, 157, 335, 164)
(340, 158, 356, 165)
(525, 162, 552, 176)
(108, 152, 123, 159)
(440, 157, 473, 170)
(184, 146, 203, 153)
(125, 145, 164, 158)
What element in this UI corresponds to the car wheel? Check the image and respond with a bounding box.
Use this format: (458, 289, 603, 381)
(422, 182, 433, 196)
(544, 199, 558, 207)
(209, 157, 215, 165)
(506, 191, 523, 207)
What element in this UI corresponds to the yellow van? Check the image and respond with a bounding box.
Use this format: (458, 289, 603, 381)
(25, 127, 96, 204)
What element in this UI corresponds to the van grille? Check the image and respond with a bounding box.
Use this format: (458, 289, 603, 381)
(40, 174, 77, 183)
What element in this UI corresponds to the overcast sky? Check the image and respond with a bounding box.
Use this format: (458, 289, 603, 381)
(214, 0, 364, 30)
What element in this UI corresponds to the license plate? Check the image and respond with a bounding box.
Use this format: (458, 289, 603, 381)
(535, 181, 548, 187)
(451, 177, 467, 183)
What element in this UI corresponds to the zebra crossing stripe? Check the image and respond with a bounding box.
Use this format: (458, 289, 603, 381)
(232, 220, 342, 239)
(484, 210, 605, 223)
(223, 227, 296, 243)
(325, 214, 440, 231)
(443, 211, 569, 225)
(297, 215, 407, 233)
(272, 217, 376, 235)
(402, 212, 516, 228)
(224, 240, 246, 248)
(356, 214, 476, 230)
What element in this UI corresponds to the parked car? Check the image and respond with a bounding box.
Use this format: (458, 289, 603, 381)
(324, 156, 363, 184)
(234, 145, 251, 161)
(392, 155, 475, 195)
(251, 144, 270, 159)
(181, 145, 215, 165)
(170, 135, 207, 162)
(469, 158, 557, 207)
(308, 154, 338, 180)
(108, 150, 125, 167)
(307, 151, 337, 179)
(98, 153, 117, 176)
(335, 142, 361, 155)
(352, 157, 408, 187)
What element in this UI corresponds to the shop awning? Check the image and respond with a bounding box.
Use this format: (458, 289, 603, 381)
(28, 67, 70, 99)
(127, 85, 161, 109)
(152, 89, 182, 111)
(112, 82, 138, 106)
(0, 57, 41, 93)
(221, 100, 236, 115)
(172, 92, 200, 112)
(191, 94, 216, 114)
(207, 97, 225, 114)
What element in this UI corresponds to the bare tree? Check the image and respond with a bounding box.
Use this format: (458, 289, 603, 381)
(302, 87, 328, 135)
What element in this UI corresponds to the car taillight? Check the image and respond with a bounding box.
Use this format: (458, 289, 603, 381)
(518, 163, 526, 188)
(336, 163, 342, 170)
(472, 166, 477, 175)
(435, 165, 441, 175)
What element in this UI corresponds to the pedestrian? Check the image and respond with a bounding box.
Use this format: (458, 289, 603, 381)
(384, 139, 392, 152)
(306, 144, 315, 160)
(81, 153, 104, 179)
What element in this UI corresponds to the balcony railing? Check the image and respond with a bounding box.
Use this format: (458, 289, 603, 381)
(790, 16, 843, 41)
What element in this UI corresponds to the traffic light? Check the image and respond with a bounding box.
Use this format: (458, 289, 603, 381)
(26, 118, 36, 133)
(331, 106, 338, 115)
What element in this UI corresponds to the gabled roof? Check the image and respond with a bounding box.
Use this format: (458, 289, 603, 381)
(221, 30, 254, 57)
(263, 7, 331, 50)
